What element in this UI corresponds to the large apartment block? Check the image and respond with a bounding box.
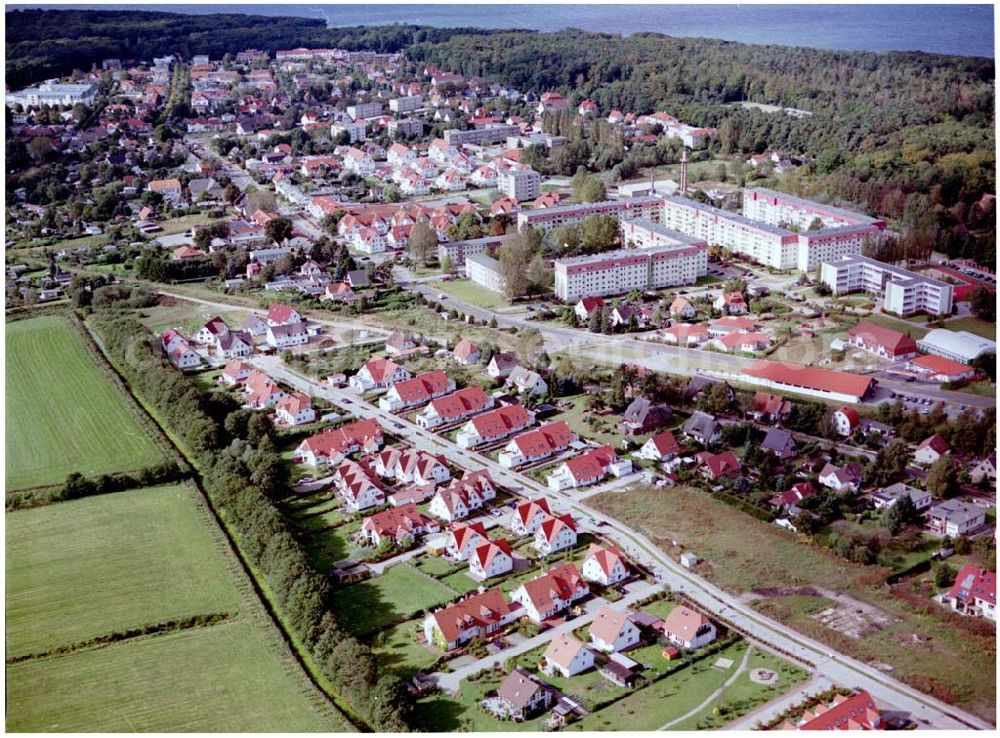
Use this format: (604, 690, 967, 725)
(438, 235, 513, 267)
(554, 223, 707, 302)
(347, 101, 383, 120)
(820, 255, 954, 316)
(498, 168, 541, 202)
(444, 124, 520, 146)
(517, 196, 665, 233)
(389, 94, 423, 113)
(465, 253, 507, 294)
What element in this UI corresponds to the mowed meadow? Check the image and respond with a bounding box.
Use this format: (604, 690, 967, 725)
(5, 315, 165, 490)
(5, 484, 343, 731)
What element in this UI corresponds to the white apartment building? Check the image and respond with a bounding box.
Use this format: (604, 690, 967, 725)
(346, 101, 383, 121)
(389, 94, 423, 113)
(516, 196, 665, 234)
(437, 235, 513, 267)
(388, 118, 424, 138)
(331, 121, 367, 143)
(820, 255, 954, 316)
(7, 81, 98, 107)
(554, 241, 707, 302)
(465, 253, 507, 294)
(497, 168, 541, 202)
(743, 187, 886, 231)
(444, 124, 520, 146)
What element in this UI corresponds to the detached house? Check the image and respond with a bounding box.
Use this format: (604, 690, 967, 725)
(385, 330, 418, 357)
(638, 431, 683, 462)
(946, 564, 996, 621)
(505, 366, 549, 397)
(847, 321, 918, 361)
(427, 469, 497, 522)
(818, 462, 863, 493)
(293, 418, 384, 466)
(589, 606, 642, 653)
(714, 291, 748, 314)
(511, 563, 589, 623)
(350, 357, 412, 393)
(221, 360, 253, 386)
(925, 499, 986, 537)
(575, 296, 605, 323)
(470, 539, 514, 580)
(751, 392, 792, 424)
(542, 635, 595, 678)
(487, 351, 519, 379)
(669, 296, 696, 319)
(533, 513, 578, 556)
(914, 434, 950, 465)
(662, 605, 716, 649)
(761, 428, 797, 460)
(510, 497, 553, 537)
(495, 668, 554, 721)
(581, 544, 629, 587)
(682, 411, 722, 445)
(446, 521, 490, 561)
(423, 588, 519, 651)
(275, 392, 315, 426)
(333, 459, 385, 511)
(266, 303, 303, 326)
(452, 339, 481, 366)
(267, 322, 309, 349)
(548, 446, 630, 491)
(696, 450, 742, 481)
(833, 406, 860, 437)
(619, 397, 672, 437)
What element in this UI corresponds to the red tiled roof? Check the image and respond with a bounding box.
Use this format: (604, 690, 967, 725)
(266, 303, 298, 324)
(647, 431, 682, 457)
(917, 433, 950, 454)
(910, 353, 974, 379)
(948, 563, 996, 607)
(565, 446, 616, 482)
(743, 360, 875, 400)
(584, 544, 626, 579)
(430, 588, 513, 644)
(848, 321, 918, 357)
(468, 404, 532, 438)
(427, 386, 490, 421)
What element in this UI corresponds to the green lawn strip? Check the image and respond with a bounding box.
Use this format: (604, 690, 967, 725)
(372, 618, 442, 681)
(5, 619, 340, 732)
(410, 670, 550, 732)
(331, 563, 459, 637)
(6, 315, 165, 490)
(426, 278, 508, 310)
(5, 484, 241, 657)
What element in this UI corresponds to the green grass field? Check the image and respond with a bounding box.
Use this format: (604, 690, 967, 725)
(944, 315, 996, 341)
(6, 619, 339, 732)
(426, 278, 508, 310)
(6, 315, 165, 490)
(331, 563, 459, 636)
(6, 484, 241, 656)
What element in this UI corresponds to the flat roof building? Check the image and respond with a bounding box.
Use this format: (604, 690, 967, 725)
(465, 253, 507, 295)
(821, 255, 954, 317)
(917, 329, 996, 365)
(517, 196, 665, 233)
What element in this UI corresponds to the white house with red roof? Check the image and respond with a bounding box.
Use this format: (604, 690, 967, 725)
(275, 392, 315, 426)
(547, 446, 629, 491)
(696, 450, 742, 481)
(416, 386, 493, 429)
(470, 539, 514, 580)
(638, 431, 683, 462)
(161, 329, 201, 370)
(589, 605, 641, 653)
(445, 521, 490, 561)
(847, 321, 918, 361)
(243, 372, 285, 409)
(782, 690, 881, 731)
(373, 446, 450, 486)
(192, 315, 231, 345)
(423, 588, 518, 651)
(542, 634, 595, 678)
(293, 418, 384, 466)
(574, 296, 605, 323)
(711, 331, 772, 354)
(511, 563, 589, 623)
(833, 406, 861, 437)
(706, 316, 757, 337)
(498, 421, 576, 469)
(221, 360, 253, 386)
(818, 461, 863, 493)
(946, 564, 996, 620)
(333, 458, 385, 511)
(378, 370, 455, 412)
(662, 605, 716, 649)
(456, 404, 534, 449)
(906, 354, 978, 383)
(452, 338, 481, 366)
(510, 498, 552, 537)
(713, 291, 748, 315)
(349, 357, 412, 393)
(265, 303, 303, 326)
(581, 544, 629, 587)
(769, 481, 818, 512)
(533, 513, 578, 556)
(662, 323, 711, 347)
(323, 282, 357, 303)
(914, 434, 950, 465)
(361, 504, 440, 546)
(427, 469, 496, 522)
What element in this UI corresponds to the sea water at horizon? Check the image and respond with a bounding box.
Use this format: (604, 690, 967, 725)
(9, 4, 995, 58)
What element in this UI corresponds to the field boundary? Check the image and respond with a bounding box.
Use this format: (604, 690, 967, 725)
(7, 612, 235, 665)
(82, 318, 367, 731)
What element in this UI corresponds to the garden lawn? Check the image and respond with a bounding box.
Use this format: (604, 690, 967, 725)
(943, 316, 996, 340)
(5, 484, 241, 656)
(373, 619, 441, 680)
(426, 278, 508, 310)
(6, 619, 341, 732)
(331, 563, 459, 636)
(6, 315, 165, 490)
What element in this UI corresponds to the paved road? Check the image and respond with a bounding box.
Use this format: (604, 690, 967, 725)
(659, 645, 752, 730)
(253, 356, 992, 730)
(434, 580, 659, 693)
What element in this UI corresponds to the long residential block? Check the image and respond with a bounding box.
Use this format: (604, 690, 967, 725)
(820, 255, 954, 316)
(516, 196, 665, 233)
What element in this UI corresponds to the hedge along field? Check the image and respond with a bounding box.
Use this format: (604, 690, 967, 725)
(6, 619, 336, 732)
(5, 484, 241, 656)
(5, 315, 165, 490)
